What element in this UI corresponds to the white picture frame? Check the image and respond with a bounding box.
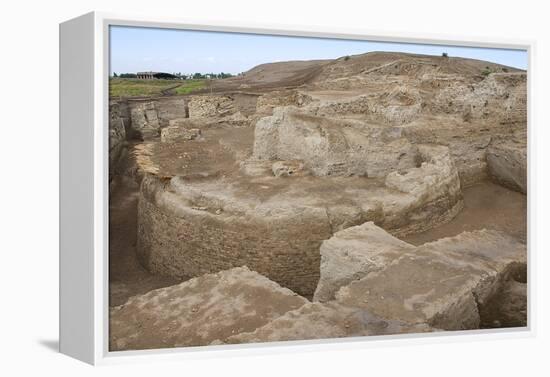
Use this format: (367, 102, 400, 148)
(59, 11, 535, 365)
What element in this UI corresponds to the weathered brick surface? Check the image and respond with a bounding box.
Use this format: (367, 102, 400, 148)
(188, 95, 235, 118)
(487, 132, 527, 194)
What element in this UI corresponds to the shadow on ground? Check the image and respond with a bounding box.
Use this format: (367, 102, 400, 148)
(38, 339, 59, 353)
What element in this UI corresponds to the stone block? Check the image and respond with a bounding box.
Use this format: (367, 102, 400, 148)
(110, 267, 308, 351)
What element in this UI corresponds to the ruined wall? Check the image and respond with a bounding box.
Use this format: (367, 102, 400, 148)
(127, 98, 189, 140)
(182, 94, 257, 127)
(421, 72, 526, 186)
(154, 97, 189, 125)
(381, 144, 464, 235)
(253, 107, 420, 178)
(252, 88, 524, 186)
(487, 131, 527, 194)
(433, 73, 527, 124)
(109, 101, 127, 185)
(312, 87, 423, 126)
(334, 227, 526, 330)
(136, 144, 463, 296)
(255, 90, 313, 115)
(305, 72, 527, 187)
(188, 95, 235, 118)
(401, 124, 493, 187)
(129, 101, 161, 140)
(115, 100, 131, 135)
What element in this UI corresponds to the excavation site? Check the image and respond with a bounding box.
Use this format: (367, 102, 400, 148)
(108, 50, 527, 351)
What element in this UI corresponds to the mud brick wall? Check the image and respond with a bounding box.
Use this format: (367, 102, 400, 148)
(135, 144, 464, 296)
(136, 175, 463, 296)
(136, 176, 333, 296)
(154, 97, 189, 125)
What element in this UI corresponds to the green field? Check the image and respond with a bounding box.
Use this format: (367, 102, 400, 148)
(109, 78, 206, 97)
(174, 80, 206, 95)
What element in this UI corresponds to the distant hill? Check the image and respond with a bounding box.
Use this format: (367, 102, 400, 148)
(212, 51, 524, 92)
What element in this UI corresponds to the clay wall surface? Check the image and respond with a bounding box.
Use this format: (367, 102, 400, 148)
(137, 176, 332, 296)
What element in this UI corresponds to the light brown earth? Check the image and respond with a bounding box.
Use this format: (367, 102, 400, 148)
(221, 301, 434, 345)
(109, 176, 180, 307)
(402, 180, 527, 245)
(334, 228, 526, 330)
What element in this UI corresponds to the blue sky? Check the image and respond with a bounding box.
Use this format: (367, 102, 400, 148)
(110, 26, 527, 75)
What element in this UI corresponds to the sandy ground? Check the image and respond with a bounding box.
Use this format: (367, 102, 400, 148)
(109, 176, 181, 307)
(402, 180, 527, 246)
(109, 175, 526, 307)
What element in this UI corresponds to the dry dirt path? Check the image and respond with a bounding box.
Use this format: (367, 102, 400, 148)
(160, 83, 184, 96)
(109, 176, 181, 307)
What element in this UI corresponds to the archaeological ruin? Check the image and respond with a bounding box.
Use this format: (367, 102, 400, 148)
(108, 51, 527, 351)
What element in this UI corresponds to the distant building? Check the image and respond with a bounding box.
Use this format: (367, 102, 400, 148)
(136, 71, 178, 80)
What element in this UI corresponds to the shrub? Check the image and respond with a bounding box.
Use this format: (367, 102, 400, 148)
(481, 66, 492, 77)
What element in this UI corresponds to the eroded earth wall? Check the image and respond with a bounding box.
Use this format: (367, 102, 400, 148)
(137, 176, 333, 296)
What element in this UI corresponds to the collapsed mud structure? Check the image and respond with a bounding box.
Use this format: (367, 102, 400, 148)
(137, 141, 463, 296)
(109, 52, 527, 350)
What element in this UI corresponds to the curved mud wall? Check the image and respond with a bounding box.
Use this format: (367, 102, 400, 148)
(136, 144, 463, 296)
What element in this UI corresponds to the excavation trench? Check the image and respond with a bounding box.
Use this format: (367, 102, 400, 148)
(110, 175, 526, 306)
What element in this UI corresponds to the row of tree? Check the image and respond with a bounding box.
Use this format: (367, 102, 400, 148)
(189, 72, 234, 79)
(112, 72, 235, 79)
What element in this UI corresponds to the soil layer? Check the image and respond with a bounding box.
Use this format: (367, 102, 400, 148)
(403, 180, 526, 245)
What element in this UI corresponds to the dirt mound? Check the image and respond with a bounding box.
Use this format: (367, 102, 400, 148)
(207, 51, 523, 101)
(311, 51, 522, 84)
(211, 59, 329, 91)
(241, 59, 329, 84)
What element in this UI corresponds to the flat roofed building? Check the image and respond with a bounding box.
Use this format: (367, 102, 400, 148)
(136, 71, 178, 80)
